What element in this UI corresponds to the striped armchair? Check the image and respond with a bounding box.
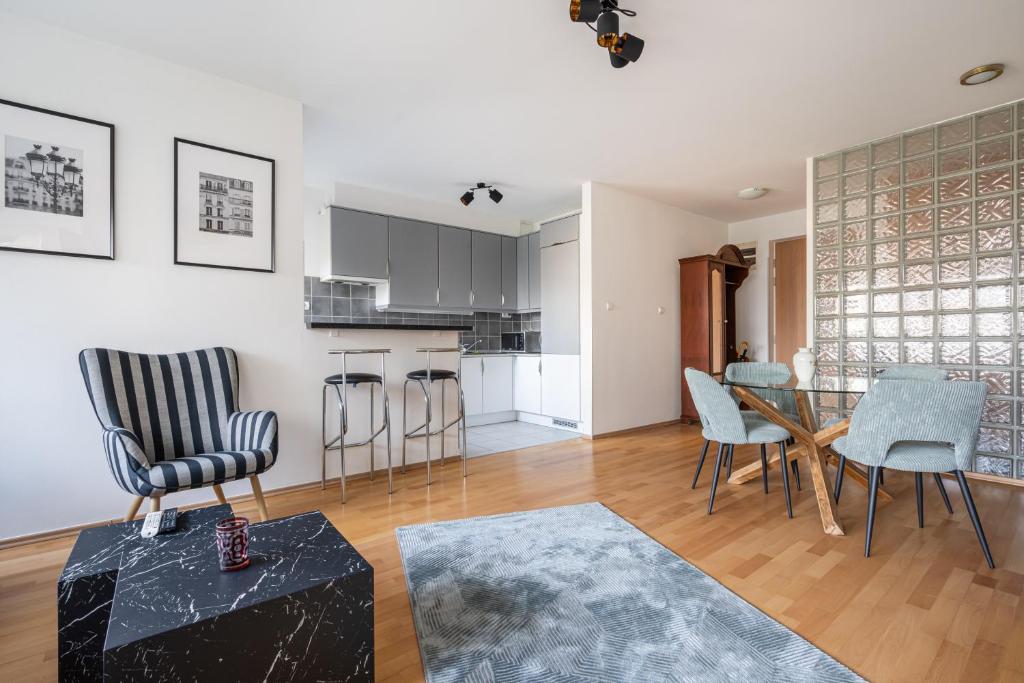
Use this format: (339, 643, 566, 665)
(79, 347, 277, 521)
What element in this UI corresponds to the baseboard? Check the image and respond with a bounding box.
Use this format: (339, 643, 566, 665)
(588, 419, 682, 440)
(0, 456, 459, 551)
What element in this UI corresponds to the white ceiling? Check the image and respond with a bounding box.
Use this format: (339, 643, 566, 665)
(4, 1, 1023, 223)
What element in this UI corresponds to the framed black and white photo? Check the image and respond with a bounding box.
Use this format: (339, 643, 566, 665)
(0, 98, 114, 259)
(174, 138, 275, 273)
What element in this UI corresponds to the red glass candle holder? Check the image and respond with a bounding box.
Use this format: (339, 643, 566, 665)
(215, 516, 250, 571)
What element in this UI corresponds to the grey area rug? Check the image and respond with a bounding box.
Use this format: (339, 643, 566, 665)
(396, 502, 864, 682)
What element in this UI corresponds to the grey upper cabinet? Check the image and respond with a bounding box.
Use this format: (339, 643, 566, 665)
(516, 236, 529, 309)
(528, 231, 541, 309)
(328, 208, 389, 282)
(539, 214, 579, 248)
(438, 226, 472, 310)
(501, 236, 518, 311)
(387, 217, 439, 308)
(471, 232, 502, 310)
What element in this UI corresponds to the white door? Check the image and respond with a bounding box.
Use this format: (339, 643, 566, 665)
(514, 356, 542, 413)
(481, 356, 515, 413)
(460, 357, 483, 416)
(541, 354, 580, 421)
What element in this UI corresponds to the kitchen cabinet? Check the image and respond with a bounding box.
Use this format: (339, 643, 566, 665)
(528, 231, 541, 309)
(501, 236, 518, 311)
(541, 354, 580, 421)
(540, 239, 579, 354)
(438, 226, 472, 309)
(539, 214, 579, 248)
(460, 357, 483, 416)
(513, 356, 542, 414)
(481, 356, 515, 412)
(386, 217, 439, 308)
(326, 208, 389, 283)
(516, 236, 530, 309)
(471, 232, 502, 310)
(460, 355, 514, 415)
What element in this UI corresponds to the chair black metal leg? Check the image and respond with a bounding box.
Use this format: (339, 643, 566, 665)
(954, 470, 995, 569)
(834, 454, 847, 502)
(691, 439, 710, 489)
(778, 441, 793, 518)
(933, 473, 953, 514)
(915, 472, 924, 528)
(865, 466, 881, 558)
(707, 442, 726, 515)
(878, 467, 884, 486)
(726, 444, 734, 479)
(791, 459, 802, 491)
(760, 444, 769, 494)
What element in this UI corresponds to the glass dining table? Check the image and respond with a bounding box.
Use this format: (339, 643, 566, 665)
(719, 375, 891, 537)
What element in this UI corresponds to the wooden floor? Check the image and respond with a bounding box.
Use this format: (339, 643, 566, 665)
(3, 422, 1024, 681)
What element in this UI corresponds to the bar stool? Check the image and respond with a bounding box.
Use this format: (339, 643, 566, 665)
(402, 347, 467, 485)
(323, 348, 392, 503)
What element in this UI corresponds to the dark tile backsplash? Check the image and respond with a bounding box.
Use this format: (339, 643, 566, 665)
(304, 276, 540, 349)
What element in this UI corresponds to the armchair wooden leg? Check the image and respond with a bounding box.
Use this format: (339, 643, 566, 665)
(150, 496, 161, 513)
(125, 496, 145, 522)
(249, 475, 269, 521)
(212, 484, 228, 505)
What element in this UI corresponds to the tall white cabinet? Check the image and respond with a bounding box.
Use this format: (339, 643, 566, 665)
(538, 214, 581, 424)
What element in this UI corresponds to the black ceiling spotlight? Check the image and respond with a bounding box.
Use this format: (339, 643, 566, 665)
(569, 0, 644, 69)
(460, 182, 503, 206)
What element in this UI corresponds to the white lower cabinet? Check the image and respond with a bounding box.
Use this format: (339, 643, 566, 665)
(481, 356, 515, 413)
(460, 355, 514, 416)
(514, 356, 542, 414)
(460, 357, 483, 416)
(540, 354, 580, 421)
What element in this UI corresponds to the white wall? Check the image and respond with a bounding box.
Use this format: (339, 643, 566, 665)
(581, 182, 729, 436)
(727, 209, 807, 362)
(0, 14, 453, 541)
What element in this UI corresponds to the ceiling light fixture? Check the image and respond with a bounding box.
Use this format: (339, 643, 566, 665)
(569, 0, 644, 69)
(737, 187, 768, 200)
(460, 182, 503, 206)
(959, 63, 1005, 86)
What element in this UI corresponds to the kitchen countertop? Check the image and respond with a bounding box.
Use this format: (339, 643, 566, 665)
(307, 321, 473, 331)
(462, 351, 541, 357)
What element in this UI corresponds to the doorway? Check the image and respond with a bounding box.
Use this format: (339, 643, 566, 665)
(770, 236, 807, 367)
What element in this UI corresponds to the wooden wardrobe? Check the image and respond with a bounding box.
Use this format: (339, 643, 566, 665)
(679, 244, 749, 421)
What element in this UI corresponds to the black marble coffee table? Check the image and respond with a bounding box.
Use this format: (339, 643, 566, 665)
(58, 505, 373, 682)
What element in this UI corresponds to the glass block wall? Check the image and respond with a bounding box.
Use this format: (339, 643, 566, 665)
(812, 99, 1024, 478)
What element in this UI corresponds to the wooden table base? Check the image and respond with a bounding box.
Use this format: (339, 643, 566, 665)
(725, 387, 889, 537)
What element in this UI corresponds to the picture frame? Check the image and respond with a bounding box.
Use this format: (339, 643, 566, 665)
(174, 138, 275, 273)
(0, 97, 115, 259)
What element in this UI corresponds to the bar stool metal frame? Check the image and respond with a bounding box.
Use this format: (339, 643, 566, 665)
(402, 347, 468, 485)
(323, 348, 393, 503)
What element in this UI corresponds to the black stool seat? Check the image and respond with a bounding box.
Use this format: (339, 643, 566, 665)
(406, 369, 457, 381)
(325, 372, 383, 385)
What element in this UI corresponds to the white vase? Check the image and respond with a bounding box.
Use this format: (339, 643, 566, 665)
(793, 347, 816, 383)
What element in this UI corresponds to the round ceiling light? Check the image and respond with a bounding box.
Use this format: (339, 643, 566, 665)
(959, 63, 1004, 86)
(737, 187, 768, 200)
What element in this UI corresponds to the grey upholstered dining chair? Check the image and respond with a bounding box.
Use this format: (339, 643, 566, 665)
(834, 364, 951, 508)
(721, 362, 802, 490)
(685, 368, 795, 517)
(831, 379, 994, 568)
(79, 347, 278, 521)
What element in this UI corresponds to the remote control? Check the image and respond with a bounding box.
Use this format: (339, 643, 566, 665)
(141, 511, 162, 538)
(158, 508, 178, 534)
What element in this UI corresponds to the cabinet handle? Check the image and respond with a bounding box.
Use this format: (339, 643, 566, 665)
(539, 359, 542, 374)
(501, 294, 505, 306)
(436, 288, 440, 304)
(482, 359, 485, 374)
(470, 291, 475, 306)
